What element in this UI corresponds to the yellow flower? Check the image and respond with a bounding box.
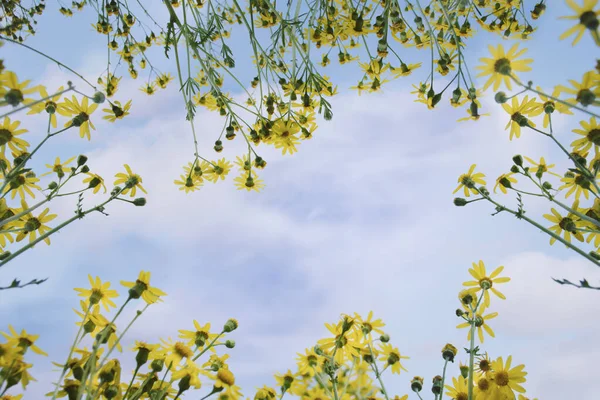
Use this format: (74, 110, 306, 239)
(233, 171, 265, 192)
(62, 95, 99, 140)
(535, 87, 574, 128)
(5, 172, 41, 200)
(140, 83, 158, 95)
(543, 204, 585, 245)
(102, 100, 132, 122)
(160, 338, 194, 368)
(378, 343, 409, 375)
(40, 156, 76, 178)
(559, 170, 597, 200)
(274, 370, 303, 395)
(73, 275, 119, 312)
(121, 270, 166, 304)
(114, 164, 147, 197)
(463, 260, 511, 309)
(296, 348, 322, 377)
(0, 71, 43, 107)
(178, 320, 219, 349)
(0, 117, 29, 155)
(523, 156, 562, 178)
(556, 71, 600, 107)
(453, 164, 486, 197)
(559, 0, 600, 46)
(174, 174, 203, 193)
(456, 310, 498, 343)
(476, 43, 533, 91)
(171, 361, 203, 390)
(14, 201, 57, 245)
(571, 116, 600, 155)
(82, 173, 107, 194)
(26, 86, 70, 128)
(391, 62, 422, 78)
(489, 356, 527, 398)
(204, 158, 233, 183)
(494, 173, 518, 194)
(1, 325, 47, 356)
(98, 73, 121, 97)
(502, 96, 543, 140)
(156, 72, 174, 89)
(444, 375, 469, 400)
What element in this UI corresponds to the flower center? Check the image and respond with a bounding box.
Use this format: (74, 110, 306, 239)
(45, 101, 57, 114)
(477, 377, 490, 391)
(4, 89, 24, 107)
(0, 128, 14, 146)
(479, 277, 493, 289)
(24, 217, 42, 232)
(478, 359, 491, 372)
(456, 393, 468, 400)
(493, 58, 512, 75)
(174, 342, 193, 359)
(494, 371, 510, 386)
(577, 88, 596, 106)
(559, 217, 576, 232)
(217, 368, 235, 386)
(580, 10, 599, 30)
(587, 129, 600, 146)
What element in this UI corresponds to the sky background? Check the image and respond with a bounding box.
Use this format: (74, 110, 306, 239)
(1, 1, 600, 399)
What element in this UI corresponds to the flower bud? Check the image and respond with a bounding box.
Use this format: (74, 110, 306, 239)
(81, 165, 90, 173)
(89, 177, 101, 189)
(456, 309, 464, 317)
(135, 347, 151, 367)
(479, 186, 489, 196)
(151, 358, 164, 372)
(431, 375, 442, 395)
(93, 92, 106, 104)
(178, 375, 191, 394)
(380, 333, 390, 343)
(494, 91, 507, 104)
(510, 165, 519, 173)
(542, 181, 552, 190)
(411, 376, 424, 392)
(48, 181, 58, 190)
(133, 198, 147, 206)
(499, 177, 512, 189)
(225, 340, 236, 348)
(512, 155, 523, 166)
(77, 155, 88, 166)
(313, 345, 324, 355)
(441, 343, 457, 362)
(214, 140, 224, 153)
(453, 198, 467, 206)
(460, 364, 469, 379)
(223, 318, 238, 332)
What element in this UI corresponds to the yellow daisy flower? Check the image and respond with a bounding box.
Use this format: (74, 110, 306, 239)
(489, 356, 527, 398)
(559, 0, 600, 46)
(453, 164, 486, 197)
(570, 116, 600, 155)
(494, 173, 518, 194)
(26, 86, 70, 128)
(40, 156, 76, 178)
(444, 375, 469, 400)
(73, 275, 119, 312)
(14, 201, 57, 245)
(523, 156, 562, 178)
(463, 260, 511, 309)
(0, 71, 43, 107)
(456, 310, 498, 343)
(543, 203, 586, 245)
(1, 325, 47, 356)
(476, 43, 533, 91)
(114, 164, 147, 197)
(62, 95, 99, 140)
(120, 270, 167, 304)
(502, 95, 543, 140)
(0, 117, 29, 155)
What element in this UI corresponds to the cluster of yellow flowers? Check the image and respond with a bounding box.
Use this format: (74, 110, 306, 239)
(0, 59, 147, 267)
(450, 1, 600, 280)
(0, 261, 538, 400)
(0, 0, 553, 195)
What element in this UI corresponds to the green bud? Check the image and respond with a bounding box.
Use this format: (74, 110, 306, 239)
(453, 198, 467, 206)
(48, 181, 58, 190)
(178, 375, 191, 394)
(133, 198, 146, 206)
(104, 385, 119, 399)
(77, 155, 88, 166)
(499, 177, 512, 189)
(455, 309, 464, 317)
(135, 347, 151, 367)
(510, 165, 520, 173)
(411, 376, 424, 393)
(459, 364, 469, 379)
(380, 333, 390, 343)
(223, 318, 238, 332)
(494, 92, 507, 104)
(225, 340, 236, 349)
(80, 165, 90, 173)
(512, 155, 523, 166)
(542, 181, 552, 190)
(93, 92, 106, 104)
(151, 358, 164, 372)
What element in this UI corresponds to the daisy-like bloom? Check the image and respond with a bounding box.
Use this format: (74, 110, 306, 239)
(140, 83, 158, 95)
(0, 341, 19, 366)
(458, 288, 482, 313)
(489, 356, 527, 398)
(444, 375, 469, 400)
(559, 0, 600, 46)
(0, 71, 43, 107)
(73, 275, 119, 312)
(1, 325, 47, 356)
(494, 173, 518, 194)
(98, 73, 121, 97)
(171, 360, 203, 392)
(102, 100, 132, 122)
(120, 270, 167, 304)
(296, 348, 322, 377)
(543, 203, 586, 245)
(86, 314, 123, 352)
(233, 171, 265, 192)
(457, 104, 490, 122)
(174, 174, 203, 193)
(0, 117, 29, 155)
(14, 201, 57, 245)
(5, 173, 41, 200)
(523, 156, 562, 178)
(476, 43, 533, 91)
(535, 86, 574, 128)
(114, 164, 147, 197)
(378, 343, 409, 375)
(73, 299, 103, 338)
(453, 164, 486, 197)
(203, 353, 230, 371)
(26, 86, 70, 128)
(183, 161, 205, 183)
(556, 71, 600, 107)
(502, 95, 543, 140)
(359, 58, 389, 80)
(475, 352, 493, 375)
(317, 326, 361, 365)
(473, 372, 494, 398)
(559, 170, 597, 200)
(391, 62, 422, 78)
(156, 72, 175, 89)
(40, 156, 76, 178)
(456, 309, 498, 343)
(160, 337, 195, 368)
(61, 95, 99, 140)
(82, 173, 107, 194)
(354, 311, 386, 339)
(204, 158, 233, 183)
(275, 369, 303, 395)
(4, 359, 37, 390)
(463, 260, 511, 309)
(571, 116, 600, 155)
(179, 320, 219, 349)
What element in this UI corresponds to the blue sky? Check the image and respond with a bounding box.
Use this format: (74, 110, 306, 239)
(1, 1, 600, 399)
